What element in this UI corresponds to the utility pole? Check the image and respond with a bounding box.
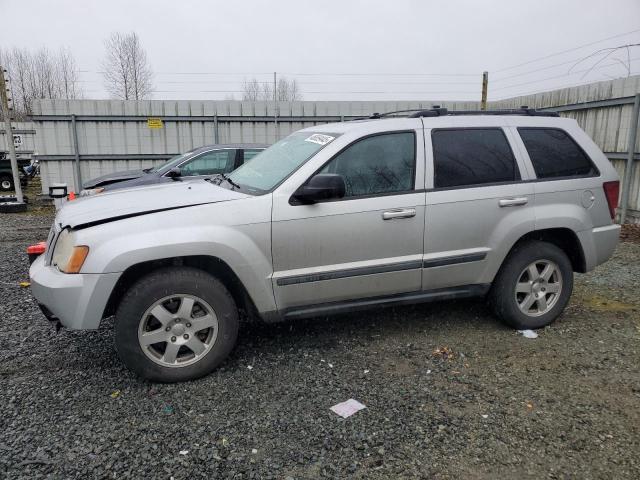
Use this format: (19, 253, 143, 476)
(480, 71, 488, 111)
(0, 65, 24, 204)
(273, 72, 277, 103)
(273, 71, 278, 137)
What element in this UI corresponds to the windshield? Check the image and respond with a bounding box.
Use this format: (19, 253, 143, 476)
(149, 151, 194, 174)
(227, 132, 338, 194)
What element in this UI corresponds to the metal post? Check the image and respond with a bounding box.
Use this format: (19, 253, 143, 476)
(620, 93, 640, 224)
(273, 72, 278, 137)
(480, 71, 488, 111)
(0, 66, 23, 203)
(71, 114, 82, 192)
(213, 114, 219, 144)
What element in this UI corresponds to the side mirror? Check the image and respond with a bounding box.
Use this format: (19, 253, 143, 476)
(166, 167, 182, 180)
(292, 173, 346, 204)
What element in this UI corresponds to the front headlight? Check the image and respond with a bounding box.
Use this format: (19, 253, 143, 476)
(52, 229, 89, 273)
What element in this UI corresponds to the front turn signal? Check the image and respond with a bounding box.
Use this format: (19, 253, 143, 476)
(65, 246, 90, 273)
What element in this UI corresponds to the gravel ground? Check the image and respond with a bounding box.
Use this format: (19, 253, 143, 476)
(1, 211, 639, 479)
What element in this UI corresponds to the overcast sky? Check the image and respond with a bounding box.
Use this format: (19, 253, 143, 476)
(1, 0, 639, 102)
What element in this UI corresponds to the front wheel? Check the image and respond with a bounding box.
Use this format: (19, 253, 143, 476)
(489, 240, 573, 330)
(115, 267, 239, 382)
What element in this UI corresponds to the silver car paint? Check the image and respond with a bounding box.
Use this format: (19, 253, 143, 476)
(30, 115, 620, 330)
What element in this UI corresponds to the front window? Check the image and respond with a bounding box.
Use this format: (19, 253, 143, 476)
(227, 132, 338, 194)
(320, 131, 415, 197)
(180, 150, 234, 176)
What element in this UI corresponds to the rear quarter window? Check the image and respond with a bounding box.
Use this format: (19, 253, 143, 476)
(518, 128, 598, 179)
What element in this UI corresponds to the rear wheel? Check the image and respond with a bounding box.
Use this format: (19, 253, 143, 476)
(489, 240, 573, 330)
(115, 267, 239, 382)
(0, 174, 14, 191)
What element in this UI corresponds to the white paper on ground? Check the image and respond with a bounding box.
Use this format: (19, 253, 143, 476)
(330, 399, 366, 418)
(518, 329, 538, 339)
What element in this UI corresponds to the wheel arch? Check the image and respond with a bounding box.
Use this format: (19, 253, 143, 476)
(103, 255, 262, 322)
(507, 228, 587, 273)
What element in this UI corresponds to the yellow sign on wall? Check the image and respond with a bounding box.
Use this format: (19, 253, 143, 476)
(147, 118, 163, 129)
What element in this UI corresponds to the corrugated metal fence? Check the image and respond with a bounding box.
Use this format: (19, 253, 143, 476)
(30, 99, 478, 194)
(0, 121, 36, 160)
(28, 75, 640, 221)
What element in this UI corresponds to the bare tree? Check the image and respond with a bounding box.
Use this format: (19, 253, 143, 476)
(0, 46, 82, 118)
(57, 48, 81, 99)
(276, 78, 301, 101)
(242, 77, 302, 101)
(242, 78, 263, 101)
(102, 32, 154, 100)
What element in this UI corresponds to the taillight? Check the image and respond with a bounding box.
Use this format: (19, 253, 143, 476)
(603, 181, 619, 220)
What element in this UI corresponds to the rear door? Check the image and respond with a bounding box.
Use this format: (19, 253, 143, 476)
(423, 126, 535, 290)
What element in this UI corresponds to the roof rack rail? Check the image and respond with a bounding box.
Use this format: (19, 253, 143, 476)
(406, 105, 559, 118)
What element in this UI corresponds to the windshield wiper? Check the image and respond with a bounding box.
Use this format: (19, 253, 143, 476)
(219, 173, 241, 190)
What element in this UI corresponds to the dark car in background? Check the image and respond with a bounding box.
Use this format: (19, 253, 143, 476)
(0, 152, 30, 191)
(82, 144, 268, 192)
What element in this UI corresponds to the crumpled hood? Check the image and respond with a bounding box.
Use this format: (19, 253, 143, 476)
(57, 179, 248, 229)
(83, 169, 146, 188)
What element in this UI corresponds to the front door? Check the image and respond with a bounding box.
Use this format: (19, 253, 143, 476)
(271, 129, 426, 312)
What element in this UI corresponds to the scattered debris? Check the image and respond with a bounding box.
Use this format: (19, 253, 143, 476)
(481, 414, 488, 419)
(19, 281, 30, 287)
(518, 329, 538, 339)
(363, 369, 369, 374)
(247, 365, 253, 370)
(179, 450, 189, 455)
(251, 448, 258, 454)
(330, 399, 366, 418)
(432, 346, 455, 360)
(110, 390, 121, 399)
(163, 405, 174, 415)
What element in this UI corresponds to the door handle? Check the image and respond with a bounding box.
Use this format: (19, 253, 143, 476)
(499, 197, 528, 207)
(382, 208, 416, 220)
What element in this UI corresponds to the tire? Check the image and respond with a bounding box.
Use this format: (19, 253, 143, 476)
(489, 240, 573, 330)
(0, 174, 14, 192)
(114, 267, 239, 382)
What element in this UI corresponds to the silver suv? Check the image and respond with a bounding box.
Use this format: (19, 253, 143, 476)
(29, 107, 621, 382)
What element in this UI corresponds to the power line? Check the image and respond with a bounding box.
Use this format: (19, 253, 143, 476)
(492, 53, 631, 82)
(492, 74, 639, 100)
(80, 70, 479, 78)
(148, 89, 480, 94)
(493, 57, 640, 91)
(492, 28, 640, 73)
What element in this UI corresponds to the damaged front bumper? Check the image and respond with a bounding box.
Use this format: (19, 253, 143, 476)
(29, 254, 120, 330)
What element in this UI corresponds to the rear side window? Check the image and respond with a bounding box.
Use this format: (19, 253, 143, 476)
(518, 128, 598, 179)
(431, 128, 520, 189)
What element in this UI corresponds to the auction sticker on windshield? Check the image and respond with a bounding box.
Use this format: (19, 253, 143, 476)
(305, 134, 335, 145)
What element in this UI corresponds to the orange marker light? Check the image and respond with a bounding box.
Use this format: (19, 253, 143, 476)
(65, 246, 89, 273)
